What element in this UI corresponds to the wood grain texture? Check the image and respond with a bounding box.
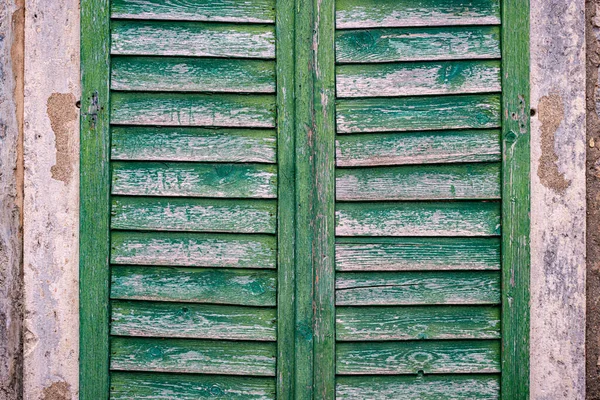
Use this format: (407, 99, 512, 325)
(336, 340, 500, 374)
(111, 231, 276, 269)
(111, 0, 276, 23)
(111, 127, 276, 163)
(111, 266, 277, 306)
(335, 26, 500, 63)
(336, 95, 501, 133)
(111, 197, 276, 233)
(111, 337, 276, 376)
(111, 162, 277, 199)
(335, 0, 500, 29)
(110, 92, 276, 128)
(336, 271, 501, 305)
(336, 201, 502, 237)
(111, 20, 275, 58)
(336, 163, 501, 201)
(111, 372, 276, 400)
(335, 130, 501, 167)
(112, 57, 276, 93)
(111, 301, 276, 341)
(336, 306, 501, 341)
(336, 237, 501, 271)
(336, 61, 501, 98)
(336, 375, 500, 400)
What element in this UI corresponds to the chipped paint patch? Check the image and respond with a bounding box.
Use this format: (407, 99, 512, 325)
(47, 93, 77, 184)
(537, 93, 570, 193)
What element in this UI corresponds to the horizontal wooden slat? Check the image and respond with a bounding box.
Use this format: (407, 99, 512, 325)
(111, 127, 276, 163)
(111, 301, 276, 341)
(336, 94, 501, 133)
(111, 92, 276, 128)
(337, 340, 500, 374)
(111, 231, 276, 269)
(111, 372, 276, 400)
(111, 337, 276, 376)
(111, 266, 276, 306)
(111, 0, 276, 23)
(336, 237, 501, 271)
(336, 306, 500, 341)
(112, 57, 275, 93)
(336, 163, 501, 201)
(336, 271, 501, 305)
(336, 26, 500, 63)
(336, 61, 501, 98)
(111, 20, 275, 58)
(111, 197, 276, 233)
(335, 130, 501, 167)
(336, 375, 500, 399)
(336, 202, 501, 237)
(111, 162, 277, 199)
(336, 0, 500, 29)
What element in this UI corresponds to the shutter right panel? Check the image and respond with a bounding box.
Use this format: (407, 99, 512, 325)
(333, 1, 503, 398)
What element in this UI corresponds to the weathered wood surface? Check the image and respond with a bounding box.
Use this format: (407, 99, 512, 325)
(335, 0, 500, 29)
(336, 95, 501, 133)
(336, 163, 501, 201)
(336, 340, 500, 374)
(336, 306, 501, 341)
(336, 375, 500, 400)
(111, 92, 276, 128)
(112, 57, 276, 93)
(336, 130, 501, 167)
(111, 232, 277, 269)
(111, 372, 276, 400)
(111, 127, 276, 163)
(111, 0, 276, 23)
(111, 301, 276, 341)
(111, 162, 277, 199)
(111, 266, 277, 306)
(336, 202, 502, 237)
(111, 197, 276, 233)
(336, 61, 501, 98)
(335, 237, 501, 271)
(336, 27, 500, 63)
(111, 20, 275, 58)
(111, 337, 276, 376)
(336, 271, 501, 305)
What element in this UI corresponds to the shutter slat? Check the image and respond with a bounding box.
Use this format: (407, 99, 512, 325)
(111, 162, 277, 199)
(111, 301, 276, 341)
(336, 238, 501, 272)
(336, 130, 501, 167)
(111, 127, 276, 163)
(110, 232, 277, 269)
(110, 337, 276, 376)
(336, 163, 501, 201)
(111, 197, 276, 234)
(336, 340, 500, 374)
(336, 95, 501, 133)
(336, 375, 500, 399)
(336, 61, 501, 98)
(336, 306, 501, 341)
(112, 57, 276, 93)
(111, 0, 276, 23)
(336, 202, 501, 237)
(110, 92, 276, 128)
(336, 271, 501, 305)
(111, 372, 276, 400)
(335, 0, 500, 29)
(111, 266, 277, 306)
(336, 27, 500, 63)
(111, 20, 275, 58)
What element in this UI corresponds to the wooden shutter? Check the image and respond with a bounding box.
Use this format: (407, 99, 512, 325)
(80, 0, 529, 398)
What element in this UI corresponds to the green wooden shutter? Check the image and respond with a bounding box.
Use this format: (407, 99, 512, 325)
(80, 0, 529, 398)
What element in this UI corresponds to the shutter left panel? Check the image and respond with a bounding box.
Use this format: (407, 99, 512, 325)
(107, 2, 278, 398)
